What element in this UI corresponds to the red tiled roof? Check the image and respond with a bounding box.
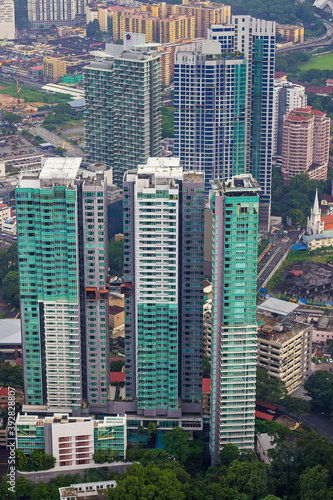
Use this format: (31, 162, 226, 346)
(110, 372, 125, 383)
(0, 387, 9, 396)
(275, 71, 287, 78)
(311, 109, 325, 116)
(29, 65, 43, 70)
(256, 399, 277, 410)
(202, 378, 210, 393)
(255, 410, 274, 421)
(306, 86, 333, 95)
(289, 269, 304, 277)
(322, 214, 333, 231)
(326, 79, 333, 84)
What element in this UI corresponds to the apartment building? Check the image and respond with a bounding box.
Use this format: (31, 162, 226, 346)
(210, 174, 260, 464)
(28, 0, 85, 27)
(84, 49, 161, 186)
(276, 23, 304, 44)
(16, 413, 127, 467)
(257, 298, 312, 393)
(0, 0, 15, 40)
(16, 158, 109, 409)
(123, 158, 204, 417)
(43, 58, 67, 83)
(282, 106, 330, 184)
(273, 80, 307, 158)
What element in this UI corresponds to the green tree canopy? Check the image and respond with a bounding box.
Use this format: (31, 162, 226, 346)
(3, 112, 21, 125)
(2, 270, 19, 308)
(162, 427, 191, 464)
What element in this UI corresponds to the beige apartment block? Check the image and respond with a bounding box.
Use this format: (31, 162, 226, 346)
(257, 298, 312, 394)
(43, 58, 67, 83)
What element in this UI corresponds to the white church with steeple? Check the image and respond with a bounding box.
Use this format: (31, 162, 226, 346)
(307, 190, 324, 235)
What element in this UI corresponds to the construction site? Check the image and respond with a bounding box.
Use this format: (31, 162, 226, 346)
(274, 260, 333, 303)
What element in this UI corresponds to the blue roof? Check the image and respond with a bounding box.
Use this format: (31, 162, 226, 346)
(303, 229, 333, 243)
(292, 241, 308, 250)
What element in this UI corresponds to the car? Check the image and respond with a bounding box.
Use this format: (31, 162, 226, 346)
(1, 233, 6, 237)
(12, 237, 17, 240)
(330, 368, 333, 373)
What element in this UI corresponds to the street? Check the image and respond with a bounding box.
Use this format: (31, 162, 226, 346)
(300, 413, 333, 442)
(257, 231, 300, 291)
(29, 125, 85, 158)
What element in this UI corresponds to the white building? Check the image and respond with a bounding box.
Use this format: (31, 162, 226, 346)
(273, 80, 307, 159)
(16, 413, 127, 468)
(256, 433, 276, 464)
(0, 0, 15, 40)
(307, 190, 324, 235)
(28, 0, 84, 27)
(59, 481, 117, 500)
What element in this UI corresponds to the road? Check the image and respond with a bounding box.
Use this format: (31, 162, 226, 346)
(300, 413, 333, 442)
(29, 126, 85, 158)
(257, 231, 300, 291)
(276, 20, 333, 54)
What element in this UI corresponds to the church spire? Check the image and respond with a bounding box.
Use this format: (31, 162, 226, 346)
(313, 189, 320, 215)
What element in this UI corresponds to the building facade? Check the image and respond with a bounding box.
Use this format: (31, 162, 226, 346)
(43, 58, 67, 83)
(273, 80, 307, 158)
(122, 158, 204, 417)
(282, 106, 330, 184)
(257, 305, 312, 394)
(28, 0, 85, 27)
(84, 50, 161, 186)
(16, 158, 109, 409)
(174, 42, 247, 193)
(0, 0, 15, 40)
(209, 174, 259, 464)
(16, 413, 127, 466)
(207, 17, 276, 229)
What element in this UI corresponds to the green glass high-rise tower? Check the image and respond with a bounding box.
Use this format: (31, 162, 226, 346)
(16, 158, 110, 409)
(84, 49, 161, 186)
(209, 174, 260, 464)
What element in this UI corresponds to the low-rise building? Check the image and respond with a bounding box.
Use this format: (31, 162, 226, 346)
(16, 414, 127, 468)
(257, 298, 312, 394)
(256, 433, 276, 464)
(59, 481, 117, 500)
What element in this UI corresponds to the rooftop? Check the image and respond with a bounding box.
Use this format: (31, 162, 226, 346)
(257, 311, 310, 345)
(39, 157, 82, 181)
(257, 297, 299, 316)
(0, 319, 21, 345)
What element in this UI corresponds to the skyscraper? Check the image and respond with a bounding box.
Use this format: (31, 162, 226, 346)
(273, 80, 307, 159)
(282, 106, 330, 184)
(16, 158, 109, 409)
(28, 0, 84, 27)
(208, 17, 275, 229)
(209, 174, 259, 465)
(122, 158, 204, 417)
(84, 49, 161, 186)
(0, 0, 15, 40)
(174, 41, 247, 193)
(175, 16, 274, 227)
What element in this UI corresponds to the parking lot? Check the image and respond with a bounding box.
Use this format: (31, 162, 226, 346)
(0, 133, 38, 159)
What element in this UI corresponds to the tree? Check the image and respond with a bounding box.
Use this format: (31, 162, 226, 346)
(221, 459, 270, 499)
(108, 240, 123, 276)
(137, 424, 145, 444)
(162, 428, 191, 464)
(282, 395, 310, 420)
(3, 112, 21, 125)
(256, 368, 287, 403)
(2, 271, 19, 308)
(0, 474, 15, 500)
(304, 371, 333, 415)
(147, 422, 157, 440)
(86, 19, 100, 38)
(53, 147, 66, 157)
(299, 465, 333, 500)
(219, 443, 239, 467)
(106, 463, 186, 500)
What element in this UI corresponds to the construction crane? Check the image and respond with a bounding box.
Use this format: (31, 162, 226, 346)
(16, 79, 22, 105)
